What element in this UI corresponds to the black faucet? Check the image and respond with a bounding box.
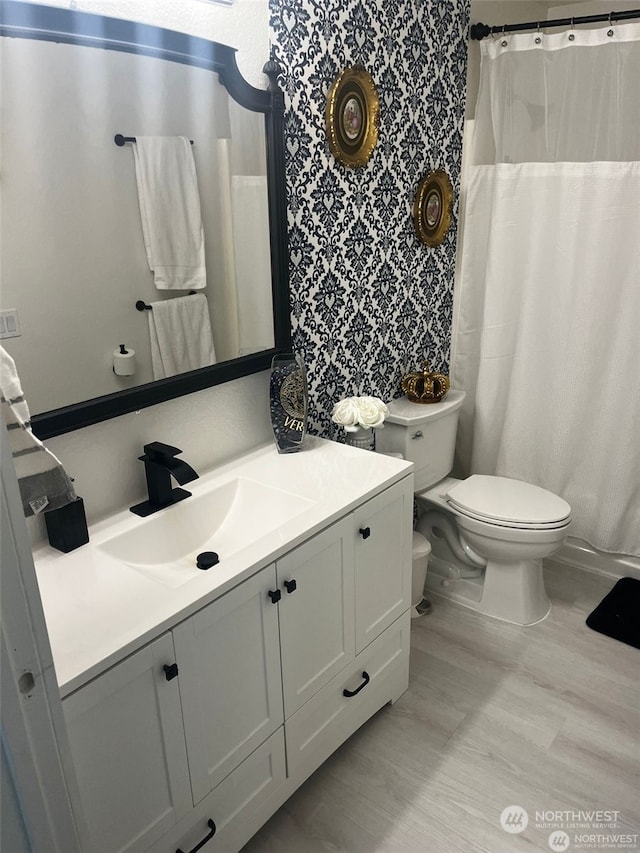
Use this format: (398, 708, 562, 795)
(130, 442, 199, 517)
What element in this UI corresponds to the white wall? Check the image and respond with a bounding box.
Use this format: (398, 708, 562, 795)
(14, 0, 270, 87)
(550, 1, 640, 20)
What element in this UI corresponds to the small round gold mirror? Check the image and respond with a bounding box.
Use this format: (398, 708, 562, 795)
(326, 66, 379, 169)
(413, 170, 453, 247)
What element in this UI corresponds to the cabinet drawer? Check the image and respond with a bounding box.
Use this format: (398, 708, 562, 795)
(285, 610, 410, 782)
(149, 728, 287, 853)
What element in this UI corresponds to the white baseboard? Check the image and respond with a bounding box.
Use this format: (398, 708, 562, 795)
(551, 537, 640, 581)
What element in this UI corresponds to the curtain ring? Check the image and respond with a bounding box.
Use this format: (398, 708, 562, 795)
(568, 18, 575, 41)
(501, 24, 508, 47)
(535, 21, 542, 45)
(608, 12, 614, 37)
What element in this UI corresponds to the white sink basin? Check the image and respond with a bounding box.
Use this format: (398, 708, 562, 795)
(98, 477, 314, 587)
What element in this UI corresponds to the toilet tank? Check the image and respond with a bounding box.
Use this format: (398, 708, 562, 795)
(376, 390, 465, 491)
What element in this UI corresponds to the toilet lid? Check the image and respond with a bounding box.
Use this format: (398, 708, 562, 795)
(445, 475, 571, 528)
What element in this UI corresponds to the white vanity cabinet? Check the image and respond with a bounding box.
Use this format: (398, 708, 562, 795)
(58, 467, 414, 853)
(62, 633, 192, 853)
(63, 568, 287, 853)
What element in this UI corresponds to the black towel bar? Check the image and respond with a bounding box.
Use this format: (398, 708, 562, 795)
(136, 293, 201, 311)
(115, 134, 194, 146)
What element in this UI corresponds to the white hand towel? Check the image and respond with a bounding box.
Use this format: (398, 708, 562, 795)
(133, 136, 207, 290)
(148, 294, 216, 380)
(1, 346, 76, 517)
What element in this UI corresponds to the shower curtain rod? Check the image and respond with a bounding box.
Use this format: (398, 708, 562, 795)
(470, 8, 640, 40)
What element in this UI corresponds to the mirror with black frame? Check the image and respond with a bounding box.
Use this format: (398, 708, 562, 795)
(0, 2, 290, 440)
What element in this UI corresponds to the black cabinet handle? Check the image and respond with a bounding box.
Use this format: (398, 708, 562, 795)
(343, 671, 370, 697)
(268, 589, 281, 604)
(176, 818, 216, 853)
(163, 663, 179, 681)
(359, 527, 371, 539)
(284, 579, 297, 594)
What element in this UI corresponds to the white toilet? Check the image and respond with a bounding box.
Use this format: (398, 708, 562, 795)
(376, 390, 571, 625)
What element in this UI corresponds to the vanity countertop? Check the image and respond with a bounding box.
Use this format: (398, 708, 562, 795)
(32, 437, 413, 698)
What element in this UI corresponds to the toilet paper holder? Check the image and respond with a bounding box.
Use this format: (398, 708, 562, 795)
(113, 343, 136, 376)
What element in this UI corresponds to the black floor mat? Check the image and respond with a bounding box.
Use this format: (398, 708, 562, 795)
(586, 577, 640, 649)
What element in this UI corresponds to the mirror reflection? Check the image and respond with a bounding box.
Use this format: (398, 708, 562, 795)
(1, 28, 274, 416)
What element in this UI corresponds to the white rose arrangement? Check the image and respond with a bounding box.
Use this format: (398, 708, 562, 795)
(331, 396, 389, 432)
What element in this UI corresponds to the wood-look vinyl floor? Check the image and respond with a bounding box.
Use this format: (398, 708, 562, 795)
(243, 562, 640, 853)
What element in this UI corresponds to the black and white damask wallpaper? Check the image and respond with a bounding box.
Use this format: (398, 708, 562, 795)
(270, 0, 470, 437)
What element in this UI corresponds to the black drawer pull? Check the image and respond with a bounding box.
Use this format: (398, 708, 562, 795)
(343, 671, 370, 697)
(359, 527, 371, 539)
(176, 818, 216, 853)
(163, 663, 179, 681)
(268, 589, 281, 604)
(284, 579, 297, 594)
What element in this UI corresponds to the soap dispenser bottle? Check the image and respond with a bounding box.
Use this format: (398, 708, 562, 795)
(45, 496, 89, 553)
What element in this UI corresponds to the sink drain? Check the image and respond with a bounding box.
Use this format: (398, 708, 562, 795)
(196, 551, 219, 570)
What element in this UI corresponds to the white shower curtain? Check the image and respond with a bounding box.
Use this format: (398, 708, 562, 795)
(452, 24, 640, 557)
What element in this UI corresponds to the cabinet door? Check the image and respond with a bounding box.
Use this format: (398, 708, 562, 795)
(173, 564, 283, 806)
(63, 633, 191, 853)
(353, 476, 413, 653)
(277, 517, 355, 718)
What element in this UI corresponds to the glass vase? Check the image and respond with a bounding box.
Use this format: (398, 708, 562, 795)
(344, 426, 375, 451)
(269, 352, 308, 453)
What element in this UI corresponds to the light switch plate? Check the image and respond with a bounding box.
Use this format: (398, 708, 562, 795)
(0, 309, 22, 339)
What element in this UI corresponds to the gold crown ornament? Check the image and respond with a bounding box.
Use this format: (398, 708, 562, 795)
(401, 360, 450, 404)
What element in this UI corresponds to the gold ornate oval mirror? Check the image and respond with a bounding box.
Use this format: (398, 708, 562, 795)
(413, 169, 453, 247)
(326, 66, 379, 169)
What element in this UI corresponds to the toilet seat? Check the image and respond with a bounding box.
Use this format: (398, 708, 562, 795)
(445, 475, 571, 530)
